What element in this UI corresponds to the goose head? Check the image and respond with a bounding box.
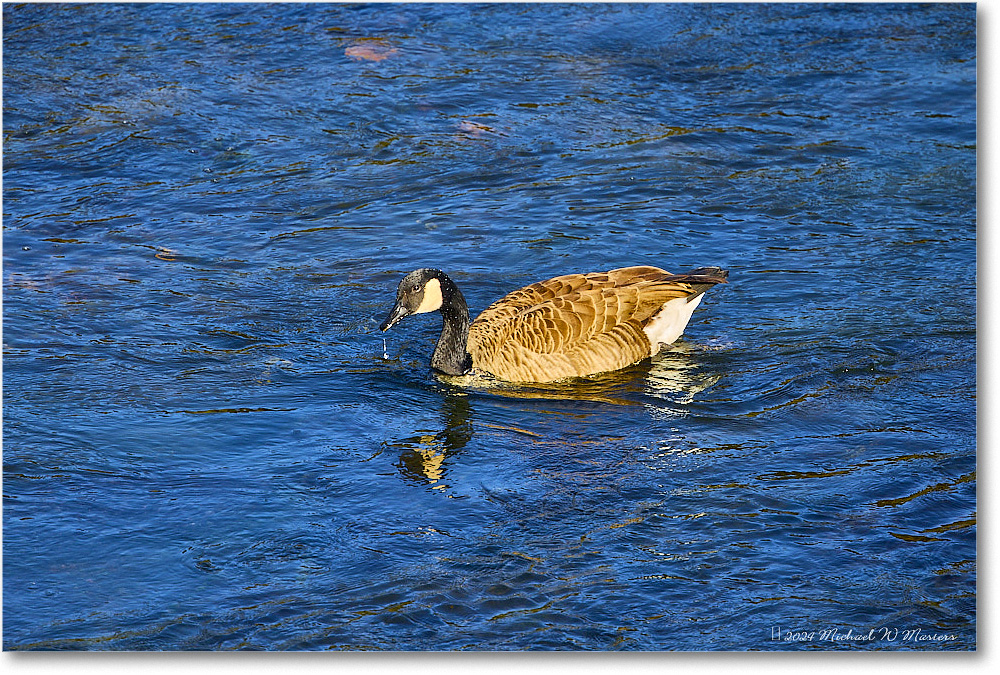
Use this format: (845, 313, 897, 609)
(379, 268, 447, 331)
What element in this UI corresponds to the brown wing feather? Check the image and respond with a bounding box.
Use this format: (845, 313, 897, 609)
(468, 266, 721, 382)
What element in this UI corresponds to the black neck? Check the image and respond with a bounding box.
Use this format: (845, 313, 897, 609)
(430, 275, 473, 376)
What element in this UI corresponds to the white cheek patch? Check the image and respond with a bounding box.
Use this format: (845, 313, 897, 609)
(414, 277, 443, 314)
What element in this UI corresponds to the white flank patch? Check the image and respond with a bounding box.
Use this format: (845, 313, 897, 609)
(643, 294, 704, 354)
(414, 277, 443, 314)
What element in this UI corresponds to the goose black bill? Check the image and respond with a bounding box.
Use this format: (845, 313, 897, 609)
(379, 302, 409, 332)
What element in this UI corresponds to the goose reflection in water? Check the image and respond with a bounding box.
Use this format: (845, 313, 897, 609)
(440, 340, 725, 408)
(385, 394, 473, 487)
(385, 343, 724, 487)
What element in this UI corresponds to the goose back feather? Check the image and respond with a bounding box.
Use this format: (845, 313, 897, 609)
(468, 265, 726, 382)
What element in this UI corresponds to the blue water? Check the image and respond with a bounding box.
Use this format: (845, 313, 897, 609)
(3, 2, 975, 651)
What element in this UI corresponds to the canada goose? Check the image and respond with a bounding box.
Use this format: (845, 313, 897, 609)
(380, 265, 728, 383)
